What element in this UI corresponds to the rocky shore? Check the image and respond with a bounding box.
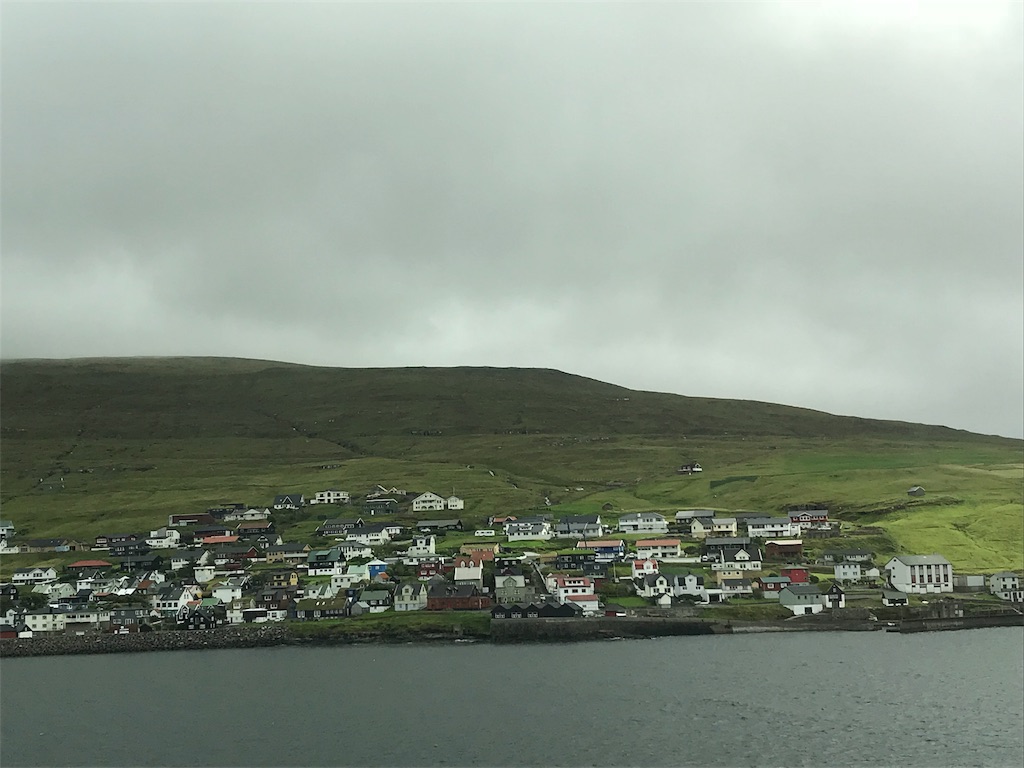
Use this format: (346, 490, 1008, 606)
(0, 624, 291, 658)
(3, 612, 1021, 657)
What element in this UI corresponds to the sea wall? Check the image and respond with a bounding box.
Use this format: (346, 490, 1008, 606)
(489, 616, 723, 643)
(0, 625, 290, 658)
(897, 613, 1024, 633)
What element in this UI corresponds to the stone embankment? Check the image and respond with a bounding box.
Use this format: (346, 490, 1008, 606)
(490, 617, 723, 643)
(0, 625, 290, 658)
(895, 613, 1024, 633)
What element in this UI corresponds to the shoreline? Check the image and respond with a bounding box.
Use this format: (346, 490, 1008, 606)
(2, 613, 1021, 658)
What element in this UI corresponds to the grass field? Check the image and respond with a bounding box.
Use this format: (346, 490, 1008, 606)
(1, 358, 1021, 574)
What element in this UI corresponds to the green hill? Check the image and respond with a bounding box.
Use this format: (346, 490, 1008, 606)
(0, 357, 1020, 573)
(0, 356, 1005, 441)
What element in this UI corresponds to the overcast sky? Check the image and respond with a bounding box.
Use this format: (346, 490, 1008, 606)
(2, 2, 1022, 438)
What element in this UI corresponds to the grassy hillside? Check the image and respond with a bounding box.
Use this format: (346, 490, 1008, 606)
(0, 357, 1004, 441)
(0, 358, 1020, 573)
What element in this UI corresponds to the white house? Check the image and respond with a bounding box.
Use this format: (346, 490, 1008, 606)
(336, 541, 373, 560)
(635, 573, 672, 598)
(720, 578, 754, 596)
(307, 549, 346, 577)
(146, 527, 181, 550)
(670, 573, 705, 598)
(193, 564, 217, 583)
(37, 582, 77, 601)
(989, 572, 1020, 594)
(884, 554, 954, 594)
(712, 518, 738, 536)
(618, 512, 669, 534)
(631, 559, 659, 580)
(222, 507, 272, 521)
(406, 535, 437, 557)
(834, 562, 862, 583)
(687, 517, 716, 539)
(394, 582, 428, 611)
(548, 575, 595, 603)
(636, 539, 682, 560)
(212, 578, 247, 605)
(22, 608, 68, 634)
(311, 489, 350, 505)
(273, 494, 305, 510)
(345, 525, 391, 546)
(506, 522, 553, 542)
(989, 572, 1022, 602)
(746, 517, 801, 539)
(331, 571, 368, 591)
(12, 567, 57, 585)
(565, 594, 600, 615)
(779, 584, 826, 615)
(713, 545, 763, 572)
(446, 496, 465, 510)
(0, 520, 16, 539)
(412, 492, 446, 512)
(153, 586, 199, 617)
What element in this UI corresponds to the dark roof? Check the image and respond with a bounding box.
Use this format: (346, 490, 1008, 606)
(427, 583, 477, 598)
(348, 523, 388, 534)
(783, 584, 821, 596)
(266, 543, 309, 553)
(703, 537, 751, 548)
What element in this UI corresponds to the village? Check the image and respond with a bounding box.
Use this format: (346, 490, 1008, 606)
(2, 480, 1022, 640)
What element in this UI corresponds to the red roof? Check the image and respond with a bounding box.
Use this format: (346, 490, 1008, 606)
(554, 576, 593, 588)
(202, 535, 239, 544)
(68, 560, 112, 568)
(566, 594, 599, 602)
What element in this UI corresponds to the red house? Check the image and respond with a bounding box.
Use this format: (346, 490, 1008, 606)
(788, 510, 829, 529)
(417, 561, 453, 580)
(780, 566, 810, 584)
(426, 583, 492, 611)
(766, 540, 804, 560)
(755, 576, 792, 595)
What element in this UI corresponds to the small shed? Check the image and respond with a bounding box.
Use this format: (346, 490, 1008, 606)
(907, 486, 926, 497)
(881, 588, 909, 607)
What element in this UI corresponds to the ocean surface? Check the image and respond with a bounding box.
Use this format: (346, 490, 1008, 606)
(1, 628, 1022, 767)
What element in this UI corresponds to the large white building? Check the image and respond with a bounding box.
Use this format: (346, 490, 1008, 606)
(412, 492, 446, 512)
(746, 517, 800, 539)
(547, 575, 595, 604)
(884, 554, 954, 594)
(636, 539, 682, 559)
(311, 489, 350, 505)
(617, 512, 668, 534)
